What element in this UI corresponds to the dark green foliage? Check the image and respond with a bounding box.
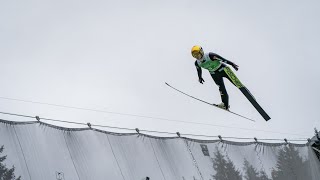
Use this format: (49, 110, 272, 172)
(0, 145, 21, 180)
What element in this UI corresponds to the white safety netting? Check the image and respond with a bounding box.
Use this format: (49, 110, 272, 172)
(0, 120, 319, 180)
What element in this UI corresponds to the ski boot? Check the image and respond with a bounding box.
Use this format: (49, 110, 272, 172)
(217, 102, 230, 110)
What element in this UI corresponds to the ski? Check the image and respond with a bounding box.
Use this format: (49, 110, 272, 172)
(165, 82, 256, 122)
(223, 67, 271, 121)
(239, 87, 270, 121)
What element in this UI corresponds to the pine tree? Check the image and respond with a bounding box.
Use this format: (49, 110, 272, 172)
(211, 148, 242, 180)
(225, 156, 242, 180)
(0, 145, 21, 180)
(211, 149, 228, 180)
(243, 159, 259, 180)
(258, 170, 270, 180)
(243, 159, 271, 180)
(271, 144, 310, 180)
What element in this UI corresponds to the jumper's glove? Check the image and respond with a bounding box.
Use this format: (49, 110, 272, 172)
(199, 77, 205, 84)
(232, 64, 239, 71)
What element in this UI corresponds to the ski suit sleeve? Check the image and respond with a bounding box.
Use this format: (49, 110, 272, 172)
(209, 52, 235, 66)
(195, 61, 202, 79)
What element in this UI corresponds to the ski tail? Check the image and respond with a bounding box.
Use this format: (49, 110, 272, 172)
(165, 82, 213, 106)
(239, 87, 271, 121)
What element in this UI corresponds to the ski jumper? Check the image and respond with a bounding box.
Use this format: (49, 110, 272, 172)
(195, 52, 242, 108)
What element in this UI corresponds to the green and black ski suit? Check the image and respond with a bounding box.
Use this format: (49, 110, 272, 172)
(195, 52, 239, 108)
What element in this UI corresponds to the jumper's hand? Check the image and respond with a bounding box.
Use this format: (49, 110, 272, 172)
(232, 64, 239, 71)
(199, 77, 205, 84)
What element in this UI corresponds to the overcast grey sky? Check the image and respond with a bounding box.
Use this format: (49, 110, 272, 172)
(1, 0, 319, 141)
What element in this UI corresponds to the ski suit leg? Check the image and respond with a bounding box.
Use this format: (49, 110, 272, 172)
(223, 66, 244, 88)
(210, 73, 229, 108)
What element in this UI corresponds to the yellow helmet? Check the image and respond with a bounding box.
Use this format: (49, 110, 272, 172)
(191, 45, 204, 59)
